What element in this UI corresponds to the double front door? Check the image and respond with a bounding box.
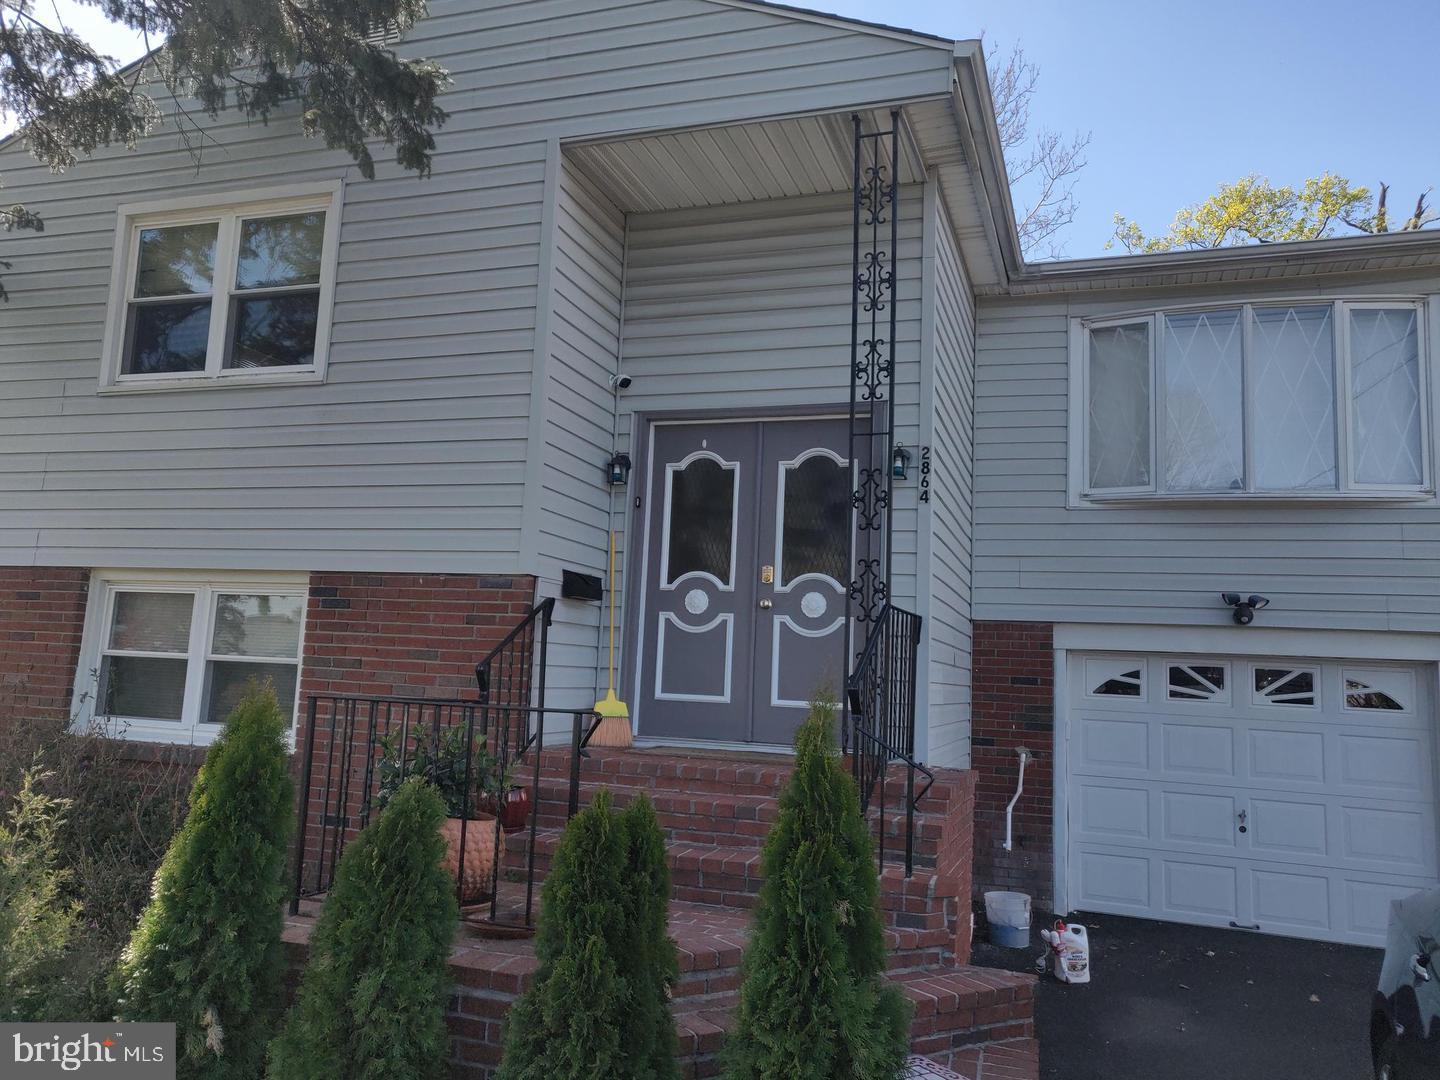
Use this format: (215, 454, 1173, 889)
(637, 418, 857, 746)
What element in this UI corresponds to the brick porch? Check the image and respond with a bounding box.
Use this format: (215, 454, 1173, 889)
(283, 746, 1037, 1079)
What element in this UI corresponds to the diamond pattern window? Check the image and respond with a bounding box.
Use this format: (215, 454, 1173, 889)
(1080, 300, 1429, 497)
(1164, 310, 1244, 492)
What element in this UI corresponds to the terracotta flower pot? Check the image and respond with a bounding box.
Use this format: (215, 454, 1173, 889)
(440, 813, 503, 904)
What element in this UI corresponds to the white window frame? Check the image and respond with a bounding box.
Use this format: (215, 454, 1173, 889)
(1068, 295, 1438, 504)
(99, 181, 344, 393)
(72, 570, 308, 746)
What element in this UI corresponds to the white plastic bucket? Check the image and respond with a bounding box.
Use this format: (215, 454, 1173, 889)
(984, 890, 1031, 948)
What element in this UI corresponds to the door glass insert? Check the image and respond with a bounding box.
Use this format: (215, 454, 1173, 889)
(779, 452, 849, 586)
(664, 455, 735, 586)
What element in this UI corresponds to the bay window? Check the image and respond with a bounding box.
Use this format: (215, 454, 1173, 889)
(80, 573, 306, 744)
(101, 183, 342, 391)
(1077, 299, 1432, 499)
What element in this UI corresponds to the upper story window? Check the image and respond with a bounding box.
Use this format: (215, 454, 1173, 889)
(101, 183, 342, 392)
(1074, 299, 1434, 501)
(76, 571, 307, 745)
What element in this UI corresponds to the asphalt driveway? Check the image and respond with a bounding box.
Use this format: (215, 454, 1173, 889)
(972, 912, 1384, 1080)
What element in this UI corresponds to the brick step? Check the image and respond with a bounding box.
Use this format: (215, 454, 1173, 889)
(503, 829, 960, 936)
(530, 747, 960, 806)
(674, 966, 1036, 1078)
(526, 778, 944, 865)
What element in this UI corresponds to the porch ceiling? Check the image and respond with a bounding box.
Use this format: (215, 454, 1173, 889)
(565, 107, 931, 214)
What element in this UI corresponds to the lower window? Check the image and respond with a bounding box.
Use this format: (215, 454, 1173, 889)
(82, 574, 306, 744)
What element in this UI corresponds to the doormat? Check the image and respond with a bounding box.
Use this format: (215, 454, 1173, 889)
(904, 1055, 971, 1080)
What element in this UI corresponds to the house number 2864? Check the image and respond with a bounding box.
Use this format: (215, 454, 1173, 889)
(919, 446, 932, 503)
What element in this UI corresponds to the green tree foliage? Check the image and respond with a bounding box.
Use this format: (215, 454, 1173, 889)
(1111, 173, 1436, 253)
(0, 765, 81, 1020)
(267, 777, 458, 1080)
(498, 789, 681, 1080)
(722, 701, 910, 1080)
(114, 687, 294, 1080)
(0, 0, 450, 296)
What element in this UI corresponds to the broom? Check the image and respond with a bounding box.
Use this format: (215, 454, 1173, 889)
(590, 529, 633, 747)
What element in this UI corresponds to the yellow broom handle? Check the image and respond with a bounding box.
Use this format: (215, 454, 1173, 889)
(608, 531, 617, 694)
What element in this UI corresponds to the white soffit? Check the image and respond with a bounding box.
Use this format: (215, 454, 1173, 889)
(565, 107, 931, 214)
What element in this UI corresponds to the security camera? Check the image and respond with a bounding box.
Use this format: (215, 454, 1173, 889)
(1221, 593, 1270, 625)
(609, 373, 633, 391)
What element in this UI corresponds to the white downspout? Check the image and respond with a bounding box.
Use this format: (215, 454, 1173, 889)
(1003, 748, 1031, 853)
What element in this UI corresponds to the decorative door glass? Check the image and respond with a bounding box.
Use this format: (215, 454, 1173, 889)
(779, 451, 849, 586)
(664, 455, 736, 586)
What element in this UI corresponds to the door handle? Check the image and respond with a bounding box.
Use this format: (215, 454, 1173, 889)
(759, 599, 773, 609)
(1237, 808, 1248, 834)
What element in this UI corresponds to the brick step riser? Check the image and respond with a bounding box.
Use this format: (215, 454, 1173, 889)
(525, 807, 942, 867)
(501, 844, 955, 934)
(529, 752, 956, 805)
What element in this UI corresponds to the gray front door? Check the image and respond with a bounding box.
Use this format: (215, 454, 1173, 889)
(637, 418, 853, 746)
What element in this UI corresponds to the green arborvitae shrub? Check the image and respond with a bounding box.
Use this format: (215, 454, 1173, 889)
(498, 789, 681, 1080)
(721, 699, 911, 1080)
(617, 795, 681, 1080)
(114, 687, 295, 1080)
(0, 766, 80, 1020)
(267, 776, 458, 1080)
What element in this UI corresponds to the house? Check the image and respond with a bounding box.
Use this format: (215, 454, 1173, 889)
(1, 0, 1438, 1066)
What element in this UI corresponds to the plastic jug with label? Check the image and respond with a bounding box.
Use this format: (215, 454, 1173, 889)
(1037, 919, 1091, 984)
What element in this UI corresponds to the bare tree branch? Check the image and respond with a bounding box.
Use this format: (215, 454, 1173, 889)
(984, 37, 1090, 260)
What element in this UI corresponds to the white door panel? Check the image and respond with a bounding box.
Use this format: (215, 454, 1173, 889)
(1067, 653, 1438, 946)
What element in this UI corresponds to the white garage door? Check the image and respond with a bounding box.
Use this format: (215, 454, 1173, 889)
(1066, 653, 1438, 946)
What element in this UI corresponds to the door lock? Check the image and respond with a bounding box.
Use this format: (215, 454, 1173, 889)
(1237, 808, 1248, 834)
(759, 599, 773, 609)
(760, 565, 775, 584)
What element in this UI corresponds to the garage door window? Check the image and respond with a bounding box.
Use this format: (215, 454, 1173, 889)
(1167, 663, 1228, 703)
(1253, 667, 1317, 707)
(1086, 657, 1145, 698)
(1344, 669, 1413, 712)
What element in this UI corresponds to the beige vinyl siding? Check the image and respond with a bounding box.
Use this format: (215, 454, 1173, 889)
(0, 0, 952, 573)
(973, 274, 1440, 632)
(923, 194, 976, 767)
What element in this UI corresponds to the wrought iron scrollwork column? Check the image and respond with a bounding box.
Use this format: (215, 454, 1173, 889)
(842, 109, 901, 752)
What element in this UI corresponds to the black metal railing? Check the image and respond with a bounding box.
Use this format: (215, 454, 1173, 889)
(291, 598, 601, 929)
(291, 695, 599, 928)
(845, 602, 932, 877)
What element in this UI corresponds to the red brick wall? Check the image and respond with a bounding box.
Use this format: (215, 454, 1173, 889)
(0, 567, 90, 722)
(971, 621, 1055, 910)
(299, 573, 538, 701)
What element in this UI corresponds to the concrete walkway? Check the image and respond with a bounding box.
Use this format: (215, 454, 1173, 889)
(972, 912, 1383, 1080)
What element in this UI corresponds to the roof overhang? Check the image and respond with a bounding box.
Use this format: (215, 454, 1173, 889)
(993, 228, 1440, 297)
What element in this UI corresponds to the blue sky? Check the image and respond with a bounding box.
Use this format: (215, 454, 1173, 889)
(15, 0, 1440, 259)
(825, 0, 1440, 256)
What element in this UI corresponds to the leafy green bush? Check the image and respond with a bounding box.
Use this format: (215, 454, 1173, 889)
(721, 700, 911, 1080)
(115, 688, 294, 1080)
(498, 789, 681, 1080)
(0, 766, 81, 1020)
(268, 776, 458, 1080)
(0, 709, 191, 1019)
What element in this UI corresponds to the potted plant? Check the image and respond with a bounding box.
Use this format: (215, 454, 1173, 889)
(478, 758, 531, 832)
(375, 725, 503, 904)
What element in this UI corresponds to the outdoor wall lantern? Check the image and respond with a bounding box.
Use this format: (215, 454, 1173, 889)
(892, 445, 912, 481)
(606, 452, 633, 487)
